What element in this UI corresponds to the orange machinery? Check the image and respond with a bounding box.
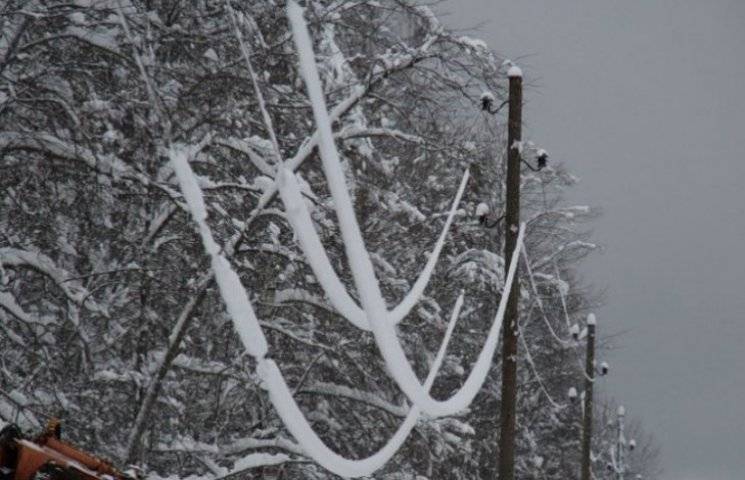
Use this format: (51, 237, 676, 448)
(0, 419, 133, 480)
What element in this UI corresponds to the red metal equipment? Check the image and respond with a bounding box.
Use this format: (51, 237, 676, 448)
(0, 419, 132, 480)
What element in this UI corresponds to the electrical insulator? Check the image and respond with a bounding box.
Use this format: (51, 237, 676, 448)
(568, 387, 578, 402)
(570, 324, 580, 340)
(480, 91, 495, 111)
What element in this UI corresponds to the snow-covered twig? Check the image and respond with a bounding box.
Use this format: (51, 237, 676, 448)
(297, 382, 408, 418)
(0, 247, 95, 309)
(531, 240, 597, 271)
(517, 313, 563, 410)
(553, 262, 573, 328)
(519, 240, 572, 346)
(226, 1, 282, 161)
(123, 286, 209, 464)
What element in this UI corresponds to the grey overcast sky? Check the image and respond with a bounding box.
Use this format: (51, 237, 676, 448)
(438, 1, 745, 479)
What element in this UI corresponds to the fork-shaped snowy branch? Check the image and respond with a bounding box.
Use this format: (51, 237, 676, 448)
(277, 167, 468, 330)
(167, 2, 525, 477)
(171, 141, 466, 477)
(287, 0, 525, 417)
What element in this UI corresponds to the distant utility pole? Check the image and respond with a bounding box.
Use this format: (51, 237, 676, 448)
(616, 406, 627, 480)
(497, 64, 522, 480)
(581, 315, 597, 480)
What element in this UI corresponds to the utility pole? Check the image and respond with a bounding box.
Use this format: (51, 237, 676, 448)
(581, 314, 597, 480)
(608, 405, 640, 480)
(616, 405, 627, 480)
(497, 64, 522, 480)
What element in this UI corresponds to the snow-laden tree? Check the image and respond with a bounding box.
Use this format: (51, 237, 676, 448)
(0, 1, 659, 479)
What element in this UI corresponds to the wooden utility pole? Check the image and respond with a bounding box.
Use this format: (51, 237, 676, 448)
(497, 65, 522, 480)
(616, 406, 626, 480)
(581, 315, 597, 480)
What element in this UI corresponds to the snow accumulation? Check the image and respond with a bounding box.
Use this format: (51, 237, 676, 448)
(413, 5, 441, 33)
(511, 140, 523, 154)
(476, 202, 489, 218)
(170, 146, 268, 359)
(278, 166, 469, 331)
(0, 247, 92, 308)
(69, 11, 86, 24)
(167, 2, 525, 477)
(579, 327, 588, 341)
(458, 35, 488, 51)
(203, 48, 219, 63)
(232, 453, 290, 473)
(254, 293, 465, 478)
(587, 313, 596, 326)
(65, 25, 120, 53)
(291, 0, 526, 418)
(569, 323, 580, 338)
(507, 65, 523, 78)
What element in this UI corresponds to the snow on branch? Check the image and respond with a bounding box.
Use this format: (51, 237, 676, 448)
(0, 132, 105, 171)
(278, 166, 469, 330)
(0, 132, 198, 212)
(215, 137, 276, 176)
(519, 241, 572, 346)
(170, 132, 469, 476)
(246, 4, 444, 215)
(288, 0, 525, 417)
(215, 453, 292, 479)
(530, 240, 598, 271)
(170, 145, 268, 359)
(153, 436, 296, 475)
(0, 247, 94, 308)
(220, 436, 303, 457)
(272, 288, 337, 314)
(226, 1, 282, 161)
(0, 292, 48, 327)
(335, 126, 425, 144)
(165, 3, 524, 477)
(0, 389, 42, 431)
(298, 382, 408, 418)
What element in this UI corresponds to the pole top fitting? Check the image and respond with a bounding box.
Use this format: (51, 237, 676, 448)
(587, 313, 596, 326)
